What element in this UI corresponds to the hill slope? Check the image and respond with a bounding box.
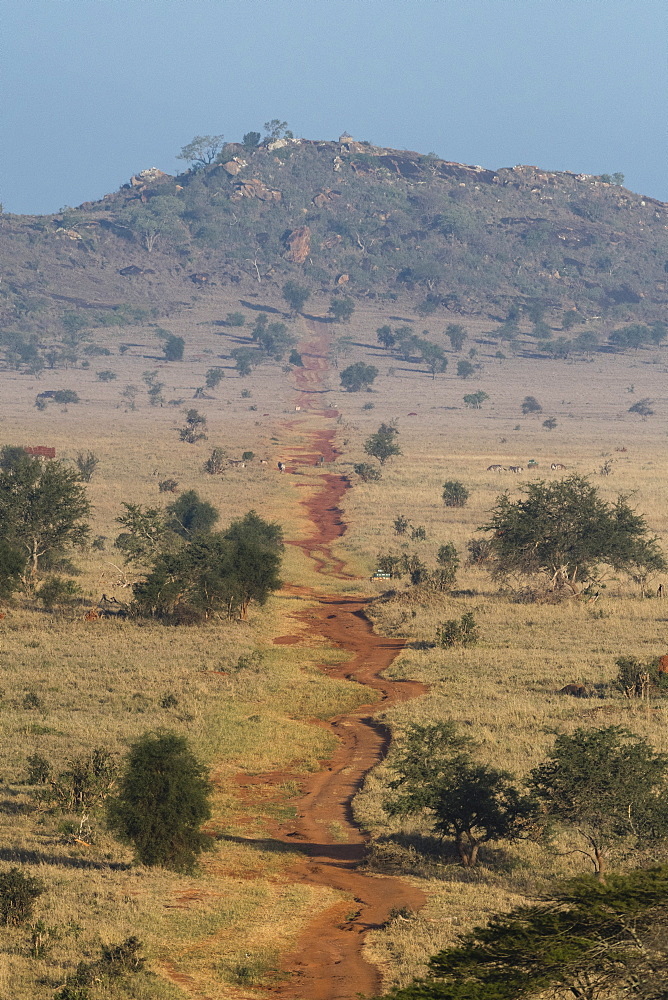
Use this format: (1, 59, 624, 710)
(1, 133, 666, 369)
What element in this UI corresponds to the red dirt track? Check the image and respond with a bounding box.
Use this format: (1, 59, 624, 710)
(258, 324, 427, 999)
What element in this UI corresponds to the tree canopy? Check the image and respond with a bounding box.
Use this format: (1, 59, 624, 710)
(107, 732, 212, 871)
(340, 362, 378, 392)
(529, 726, 668, 875)
(132, 510, 283, 621)
(375, 866, 668, 1000)
(481, 475, 665, 590)
(385, 723, 533, 867)
(0, 447, 90, 587)
(364, 423, 401, 464)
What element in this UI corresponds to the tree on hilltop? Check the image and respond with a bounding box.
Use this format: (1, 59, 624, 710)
(177, 134, 226, 168)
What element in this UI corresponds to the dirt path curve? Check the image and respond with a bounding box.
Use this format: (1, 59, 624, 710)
(257, 322, 427, 999)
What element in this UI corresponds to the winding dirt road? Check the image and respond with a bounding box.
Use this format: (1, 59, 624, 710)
(255, 324, 427, 999)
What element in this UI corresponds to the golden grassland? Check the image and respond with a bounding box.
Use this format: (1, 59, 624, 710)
(325, 304, 668, 989)
(1, 287, 668, 996)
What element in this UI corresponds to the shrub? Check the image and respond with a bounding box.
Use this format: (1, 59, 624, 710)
(158, 478, 179, 493)
(242, 451, 254, 461)
(204, 447, 226, 475)
(74, 451, 99, 482)
(456, 359, 475, 378)
(205, 367, 224, 389)
(96, 369, 117, 381)
(442, 480, 469, 507)
(466, 537, 493, 565)
(52, 390, 80, 405)
(0, 868, 44, 925)
(353, 462, 382, 482)
(543, 417, 557, 431)
(340, 362, 378, 392)
(27, 754, 51, 784)
(163, 335, 185, 361)
(178, 409, 207, 444)
(521, 395, 542, 415)
(107, 732, 212, 871)
(394, 515, 410, 535)
(37, 576, 82, 610)
(629, 398, 654, 418)
(436, 612, 479, 647)
(225, 312, 245, 327)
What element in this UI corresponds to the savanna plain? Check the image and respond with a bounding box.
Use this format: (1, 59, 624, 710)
(1, 287, 668, 1000)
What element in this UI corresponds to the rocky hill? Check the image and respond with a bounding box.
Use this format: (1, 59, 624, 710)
(1, 133, 667, 367)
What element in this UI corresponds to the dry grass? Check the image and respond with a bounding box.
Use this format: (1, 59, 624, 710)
(2, 285, 668, 995)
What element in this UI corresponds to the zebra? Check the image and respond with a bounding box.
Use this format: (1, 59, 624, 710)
(487, 464, 505, 472)
(507, 465, 524, 474)
(551, 463, 566, 471)
(277, 462, 286, 473)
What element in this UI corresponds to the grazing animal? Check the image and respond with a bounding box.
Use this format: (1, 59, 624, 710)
(559, 683, 589, 698)
(487, 464, 505, 472)
(507, 465, 524, 474)
(83, 609, 100, 622)
(658, 584, 664, 599)
(407, 412, 418, 416)
(658, 655, 668, 673)
(551, 462, 566, 471)
(277, 462, 286, 473)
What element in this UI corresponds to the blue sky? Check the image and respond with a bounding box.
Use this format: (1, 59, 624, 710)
(2, 0, 666, 214)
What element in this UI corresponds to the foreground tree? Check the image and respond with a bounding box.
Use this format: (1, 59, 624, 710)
(0, 447, 89, 587)
(529, 726, 668, 876)
(107, 732, 212, 871)
(375, 867, 668, 1000)
(386, 723, 532, 867)
(133, 510, 283, 621)
(364, 423, 401, 465)
(481, 475, 665, 591)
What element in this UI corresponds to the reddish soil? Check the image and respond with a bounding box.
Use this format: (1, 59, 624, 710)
(256, 324, 427, 999)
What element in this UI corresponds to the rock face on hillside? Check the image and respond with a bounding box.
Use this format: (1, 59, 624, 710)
(284, 226, 311, 263)
(0, 133, 666, 335)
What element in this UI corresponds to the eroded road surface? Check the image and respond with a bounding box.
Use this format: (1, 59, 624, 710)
(259, 325, 427, 999)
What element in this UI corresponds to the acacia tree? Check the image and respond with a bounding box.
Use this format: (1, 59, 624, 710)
(481, 475, 665, 591)
(529, 727, 668, 877)
(0, 447, 89, 587)
(176, 134, 226, 167)
(340, 362, 378, 392)
(132, 510, 283, 621)
(107, 732, 212, 871)
(376, 867, 668, 1000)
(364, 423, 400, 465)
(385, 723, 532, 867)
(282, 281, 310, 315)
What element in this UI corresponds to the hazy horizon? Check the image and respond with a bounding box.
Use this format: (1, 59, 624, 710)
(2, 0, 667, 215)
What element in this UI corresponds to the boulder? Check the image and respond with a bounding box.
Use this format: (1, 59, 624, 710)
(231, 178, 281, 202)
(313, 189, 341, 208)
(221, 158, 247, 176)
(284, 226, 311, 264)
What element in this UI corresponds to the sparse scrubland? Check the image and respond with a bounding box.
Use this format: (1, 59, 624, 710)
(1, 132, 668, 998)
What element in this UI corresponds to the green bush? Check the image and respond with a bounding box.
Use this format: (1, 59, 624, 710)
(107, 733, 212, 871)
(0, 867, 44, 925)
(442, 480, 470, 507)
(436, 612, 479, 647)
